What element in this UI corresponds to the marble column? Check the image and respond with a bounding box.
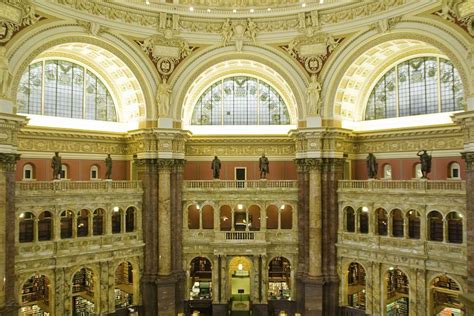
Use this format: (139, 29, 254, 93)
(307, 159, 322, 277)
(0, 154, 19, 316)
(135, 158, 159, 316)
(321, 158, 344, 315)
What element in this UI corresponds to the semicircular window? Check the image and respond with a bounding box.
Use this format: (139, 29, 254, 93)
(365, 57, 464, 120)
(191, 76, 290, 125)
(17, 60, 117, 122)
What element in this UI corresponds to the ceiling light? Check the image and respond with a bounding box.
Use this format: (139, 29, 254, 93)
(362, 206, 368, 212)
(237, 204, 243, 210)
(302, 3, 306, 7)
(113, 206, 119, 212)
(189, 6, 194, 11)
(319, 0, 324, 3)
(267, 8, 271, 11)
(207, 8, 211, 12)
(250, 8, 254, 13)
(233, 9, 237, 13)
(145, 0, 150, 4)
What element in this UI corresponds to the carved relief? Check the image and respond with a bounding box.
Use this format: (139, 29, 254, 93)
(0, 0, 40, 44)
(434, 0, 474, 37)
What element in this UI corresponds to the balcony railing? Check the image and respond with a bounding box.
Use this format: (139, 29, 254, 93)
(225, 232, 255, 240)
(338, 180, 465, 192)
(16, 180, 142, 192)
(184, 180, 298, 190)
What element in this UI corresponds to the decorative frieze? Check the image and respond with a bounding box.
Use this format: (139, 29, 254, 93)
(0, 0, 40, 44)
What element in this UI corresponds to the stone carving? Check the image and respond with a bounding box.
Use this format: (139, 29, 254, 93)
(220, 18, 258, 50)
(306, 74, 322, 116)
(156, 78, 172, 117)
(0, 0, 39, 43)
(434, 0, 474, 36)
(139, 34, 195, 79)
(77, 20, 107, 36)
(284, 33, 341, 75)
(372, 17, 402, 33)
(221, 19, 233, 47)
(245, 18, 257, 45)
(435, 0, 457, 22)
(0, 47, 10, 98)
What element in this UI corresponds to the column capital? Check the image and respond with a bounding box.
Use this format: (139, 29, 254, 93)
(0, 153, 19, 172)
(294, 158, 322, 172)
(462, 152, 474, 171)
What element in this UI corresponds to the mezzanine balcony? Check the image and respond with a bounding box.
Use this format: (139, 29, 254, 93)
(338, 179, 465, 193)
(183, 180, 298, 190)
(16, 180, 142, 195)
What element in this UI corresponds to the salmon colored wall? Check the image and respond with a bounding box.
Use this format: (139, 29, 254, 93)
(352, 157, 465, 180)
(16, 158, 130, 181)
(184, 160, 297, 180)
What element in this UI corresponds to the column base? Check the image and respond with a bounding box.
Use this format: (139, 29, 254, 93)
(304, 276, 324, 316)
(252, 303, 268, 316)
(212, 303, 228, 315)
(0, 304, 19, 316)
(157, 275, 177, 316)
(459, 293, 474, 314)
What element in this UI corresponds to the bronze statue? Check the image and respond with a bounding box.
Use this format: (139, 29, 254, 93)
(51, 152, 62, 179)
(105, 154, 112, 179)
(259, 153, 269, 179)
(417, 149, 432, 179)
(211, 156, 221, 179)
(366, 153, 378, 179)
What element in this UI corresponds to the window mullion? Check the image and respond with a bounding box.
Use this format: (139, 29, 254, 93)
(41, 61, 45, 115)
(395, 65, 399, 117)
(83, 69, 86, 119)
(437, 57, 442, 113)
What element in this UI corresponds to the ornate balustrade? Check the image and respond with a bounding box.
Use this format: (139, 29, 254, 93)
(183, 180, 298, 190)
(338, 180, 465, 192)
(183, 229, 294, 245)
(16, 180, 143, 194)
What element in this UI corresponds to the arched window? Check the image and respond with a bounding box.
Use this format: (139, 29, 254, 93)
(202, 205, 214, 229)
(345, 207, 355, 232)
(90, 165, 99, 180)
(266, 205, 278, 229)
(358, 207, 369, 234)
(449, 162, 461, 179)
(61, 164, 68, 179)
(268, 257, 291, 300)
(60, 210, 73, 239)
(220, 205, 232, 231)
(428, 211, 444, 242)
(391, 209, 404, 238)
(115, 262, 134, 307)
(447, 212, 463, 243)
(383, 164, 392, 180)
(189, 257, 212, 300)
(112, 207, 122, 234)
(347, 262, 366, 309)
(17, 60, 117, 121)
(385, 268, 409, 314)
(407, 210, 420, 239)
(19, 212, 35, 243)
(432, 275, 462, 314)
(126, 207, 135, 232)
(23, 163, 34, 180)
(77, 209, 90, 237)
(375, 208, 388, 236)
(191, 76, 290, 125)
(188, 205, 200, 229)
(21, 275, 51, 313)
(93, 209, 104, 236)
(234, 205, 247, 231)
(365, 57, 464, 120)
(280, 205, 292, 230)
(38, 211, 53, 241)
(415, 163, 422, 179)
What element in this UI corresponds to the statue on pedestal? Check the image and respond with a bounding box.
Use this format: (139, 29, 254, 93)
(211, 156, 221, 179)
(366, 153, 378, 179)
(307, 74, 322, 116)
(105, 154, 112, 179)
(417, 149, 432, 179)
(259, 153, 269, 179)
(51, 152, 62, 180)
(156, 78, 172, 117)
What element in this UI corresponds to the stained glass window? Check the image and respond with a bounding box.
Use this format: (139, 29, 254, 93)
(365, 57, 464, 120)
(17, 60, 117, 122)
(191, 76, 290, 125)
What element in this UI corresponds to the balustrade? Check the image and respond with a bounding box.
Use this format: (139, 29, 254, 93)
(338, 180, 465, 192)
(183, 180, 298, 190)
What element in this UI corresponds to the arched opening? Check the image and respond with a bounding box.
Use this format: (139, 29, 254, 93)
(22, 163, 35, 180)
(345, 207, 355, 233)
(112, 207, 122, 234)
(20, 274, 51, 315)
(428, 211, 444, 242)
(248, 205, 261, 231)
(115, 262, 134, 309)
(268, 256, 291, 300)
(347, 262, 366, 310)
(431, 275, 464, 315)
(280, 205, 292, 229)
(38, 211, 53, 241)
(234, 205, 247, 231)
(93, 209, 104, 236)
(190, 257, 212, 300)
(383, 164, 392, 180)
(375, 208, 388, 236)
(447, 212, 463, 244)
(386, 268, 409, 315)
(61, 164, 68, 179)
(19, 212, 35, 243)
(60, 210, 73, 239)
(202, 205, 214, 229)
(72, 268, 95, 315)
(391, 209, 404, 238)
(125, 207, 136, 232)
(358, 207, 369, 234)
(449, 162, 461, 179)
(188, 204, 200, 229)
(90, 165, 99, 180)
(266, 205, 279, 229)
(415, 163, 422, 179)
(220, 205, 232, 231)
(77, 209, 90, 237)
(228, 256, 252, 312)
(407, 210, 420, 239)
